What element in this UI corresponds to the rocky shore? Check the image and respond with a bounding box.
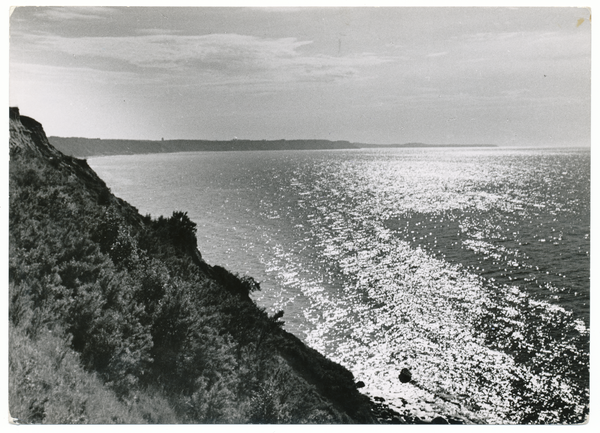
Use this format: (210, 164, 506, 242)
(366, 371, 469, 424)
(369, 397, 466, 425)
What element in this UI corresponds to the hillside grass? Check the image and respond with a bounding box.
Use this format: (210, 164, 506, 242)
(9, 112, 373, 424)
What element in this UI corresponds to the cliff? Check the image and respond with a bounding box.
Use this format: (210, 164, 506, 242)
(49, 136, 361, 158)
(49, 135, 496, 158)
(8, 108, 375, 424)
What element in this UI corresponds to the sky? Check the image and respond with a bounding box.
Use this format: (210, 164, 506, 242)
(8, 4, 592, 146)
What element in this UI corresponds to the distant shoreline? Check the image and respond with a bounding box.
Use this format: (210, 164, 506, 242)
(49, 136, 497, 158)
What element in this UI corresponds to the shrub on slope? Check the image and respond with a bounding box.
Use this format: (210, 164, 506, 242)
(9, 108, 372, 424)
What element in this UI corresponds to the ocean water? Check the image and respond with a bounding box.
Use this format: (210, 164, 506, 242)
(89, 147, 589, 424)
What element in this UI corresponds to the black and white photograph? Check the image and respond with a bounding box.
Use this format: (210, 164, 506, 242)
(7, 3, 591, 426)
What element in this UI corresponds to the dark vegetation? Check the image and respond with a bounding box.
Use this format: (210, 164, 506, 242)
(8, 107, 374, 424)
(49, 135, 497, 158)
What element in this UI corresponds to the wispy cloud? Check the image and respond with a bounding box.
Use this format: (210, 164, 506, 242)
(34, 6, 115, 21)
(16, 32, 392, 84)
(10, 61, 146, 86)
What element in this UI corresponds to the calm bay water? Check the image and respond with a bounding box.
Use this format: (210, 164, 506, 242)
(89, 147, 589, 424)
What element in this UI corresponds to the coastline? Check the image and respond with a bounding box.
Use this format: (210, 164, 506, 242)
(9, 109, 469, 424)
(49, 135, 497, 159)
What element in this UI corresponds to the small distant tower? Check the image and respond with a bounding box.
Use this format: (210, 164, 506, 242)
(161, 137, 164, 141)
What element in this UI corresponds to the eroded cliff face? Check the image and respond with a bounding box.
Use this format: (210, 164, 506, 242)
(10, 107, 62, 159)
(10, 107, 150, 229)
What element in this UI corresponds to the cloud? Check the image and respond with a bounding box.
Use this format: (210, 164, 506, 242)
(35, 6, 115, 21)
(458, 30, 589, 63)
(10, 61, 145, 86)
(426, 51, 448, 58)
(16, 32, 392, 85)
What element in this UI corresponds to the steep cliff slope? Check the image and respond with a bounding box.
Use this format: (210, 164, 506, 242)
(8, 107, 374, 424)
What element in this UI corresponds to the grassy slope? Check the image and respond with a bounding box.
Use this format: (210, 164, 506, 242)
(8, 108, 373, 424)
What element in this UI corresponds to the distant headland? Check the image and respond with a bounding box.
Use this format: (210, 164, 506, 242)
(49, 136, 497, 158)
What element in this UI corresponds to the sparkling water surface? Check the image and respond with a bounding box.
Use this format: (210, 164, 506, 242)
(89, 147, 589, 424)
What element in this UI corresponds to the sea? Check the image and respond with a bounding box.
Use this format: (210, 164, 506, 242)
(88, 147, 590, 424)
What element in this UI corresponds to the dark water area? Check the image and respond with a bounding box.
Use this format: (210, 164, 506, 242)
(89, 147, 589, 424)
(385, 150, 589, 324)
